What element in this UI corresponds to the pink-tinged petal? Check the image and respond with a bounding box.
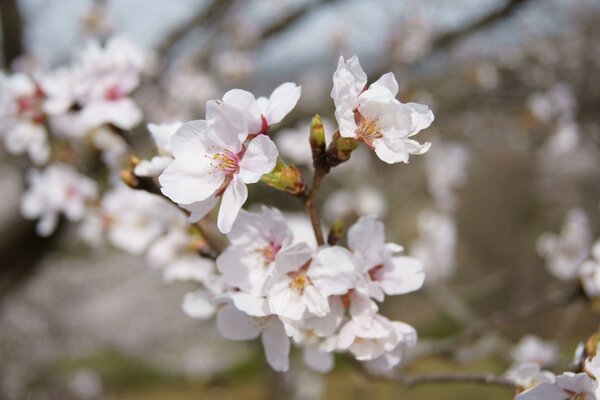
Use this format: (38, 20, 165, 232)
(169, 120, 209, 158)
(222, 88, 262, 134)
(373, 139, 409, 164)
(349, 291, 378, 325)
(347, 216, 385, 268)
(217, 175, 248, 233)
(159, 157, 223, 204)
(515, 382, 570, 400)
(37, 212, 59, 237)
(268, 279, 306, 320)
(266, 82, 301, 125)
(330, 55, 367, 109)
(337, 320, 359, 350)
(273, 242, 313, 276)
(238, 135, 278, 183)
(308, 246, 357, 296)
(304, 345, 334, 373)
(379, 256, 425, 295)
(133, 156, 172, 177)
(303, 285, 330, 317)
(217, 247, 262, 293)
(182, 290, 216, 320)
(311, 297, 345, 337)
(261, 317, 290, 372)
(229, 292, 270, 317)
(216, 303, 262, 340)
(80, 98, 142, 130)
(370, 72, 399, 96)
(206, 100, 247, 152)
(407, 102, 434, 135)
(391, 321, 417, 347)
(180, 196, 218, 223)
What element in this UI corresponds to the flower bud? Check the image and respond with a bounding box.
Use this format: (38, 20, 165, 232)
(327, 219, 345, 246)
(327, 131, 358, 167)
(310, 114, 326, 160)
(260, 159, 306, 196)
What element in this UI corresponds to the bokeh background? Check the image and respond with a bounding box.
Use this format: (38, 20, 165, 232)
(1, 0, 600, 398)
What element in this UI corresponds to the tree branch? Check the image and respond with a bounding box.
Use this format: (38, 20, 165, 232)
(156, 0, 236, 59)
(353, 358, 516, 389)
(429, 0, 534, 55)
(427, 284, 585, 357)
(304, 168, 326, 246)
(0, 0, 24, 68)
(259, 0, 342, 41)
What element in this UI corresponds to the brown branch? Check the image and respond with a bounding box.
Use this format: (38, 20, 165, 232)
(429, 0, 534, 54)
(0, 0, 24, 68)
(156, 0, 236, 59)
(259, 0, 342, 41)
(353, 358, 516, 389)
(428, 284, 585, 357)
(304, 168, 326, 246)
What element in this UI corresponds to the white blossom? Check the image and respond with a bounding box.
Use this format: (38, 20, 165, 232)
(579, 240, 600, 299)
(134, 122, 182, 177)
(537, 208, 591, 281)
(347, 216, 425, 302)
(222, 82, 301, 136)
(158, 100, 278, 233)
(21, 164, 97, 236)
(266, 243, 357, 320)
(410, 209, 457, 283)
(0, 73, 49, 165)
(331, 55, 434, 164)
(511, 335, 558, 368)
(217, 206, 292, 295)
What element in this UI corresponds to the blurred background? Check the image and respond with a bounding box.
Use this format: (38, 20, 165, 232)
(1, 0, 600, 398)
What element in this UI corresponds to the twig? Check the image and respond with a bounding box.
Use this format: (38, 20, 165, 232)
(259, 0, 342, 41)
(428, 284, 585, 357)
(156, 0, 236, 59)
(304, 168, 326, 246)
(353, 358, 516, 389)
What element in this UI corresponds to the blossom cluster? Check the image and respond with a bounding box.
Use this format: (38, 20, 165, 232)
(509, 343, 600, 399)
(4, 42, 437, 373)
(537, 208, 600, 299)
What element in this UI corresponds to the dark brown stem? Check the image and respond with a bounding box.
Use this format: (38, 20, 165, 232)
(304, 168, 326, 246)
(0, 0, 24, 68)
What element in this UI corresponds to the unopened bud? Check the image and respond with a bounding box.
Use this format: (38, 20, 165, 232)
(327, 131, 358, 167)
(327, 219, 345, 246)
(261, 159, 306, 196)
(586, 331, 600, 357)
(310, 114, 326, 151)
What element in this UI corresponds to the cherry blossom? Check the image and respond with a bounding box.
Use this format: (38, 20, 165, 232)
(537, 208, 591, 281)
(21, 164, 97, 236)
(579, 239, 600, 299)
(266, 243, 357, 320)
(331, 55, 434, 164)
(134, 122, 182, 177)
(158, 100, 278, 233)
(0, 73, 49, 165)
(347, 215, 425, 302)
(511, 335, 558, 368)
(217, 206, 292, 295)
(216, 301, 290, 372)
(222, 82, 301, 136)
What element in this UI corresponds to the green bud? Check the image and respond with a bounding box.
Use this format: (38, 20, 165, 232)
(261, 159, 306, 196)
(327, 219, 345, 246)
(309, 114, 326, 151)
(327, 131, 358, 167)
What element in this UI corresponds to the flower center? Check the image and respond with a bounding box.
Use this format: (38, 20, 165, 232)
(289, 272, 308, 293)
(368, 264, 384, 281)
(209, 150, 240, 175)
(105, 86, 124, 102)
(256, 241, 281, 266)
(355, 118, 382, 148)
